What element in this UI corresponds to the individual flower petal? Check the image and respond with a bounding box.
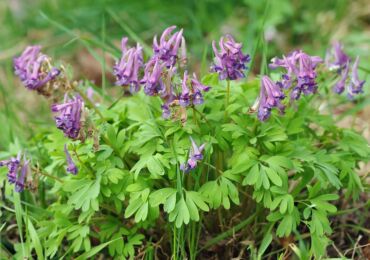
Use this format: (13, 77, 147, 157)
(64, 144, 78, 175)
(179, 71, 190, 107)
(347, 56, 365, 98)
(333, 61, 350, 94)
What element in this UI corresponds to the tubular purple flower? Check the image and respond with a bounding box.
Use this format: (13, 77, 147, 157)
(191, 73, 210, 105)
(180, 137, 205, 173)
(0, 153, 21, 184)
(270, 50, 322, 100)
(257, 76, 285, 121)
(13, 45, 60, 90)
(15, 158, 29, 192)
(210, 34, 250, 81)
(114, 38, 143, 93)
(179, 71, 191, 107)
(348, 56, 365, 98)
(153, 26, 185, 67)
(52, 94, 84, 140)
(0, 153, 29, 192)
(333, 61, 350, 94)
(64, 144, 78, 175)
(325, 42, 350, 72)
(141, 59, 165, 96)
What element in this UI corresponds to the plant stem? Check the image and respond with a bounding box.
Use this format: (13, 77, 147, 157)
(73, 86, 106, 121)
(33, 168, 64, 184)
(224, 80, 231, 119)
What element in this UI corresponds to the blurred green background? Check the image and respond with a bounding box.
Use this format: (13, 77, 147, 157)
(0, 0, 369, 150)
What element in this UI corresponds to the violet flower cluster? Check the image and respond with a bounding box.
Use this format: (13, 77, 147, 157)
(269, 50, 323, 100)
(325, 42, 365, 98)
(113, 38, 143, 93)
(211, 35, 250, 81)
(13, 45, 60, 91)
(180, 137, 205, 173)
(114, 26, 210, 120)
(0, 153, 29, 192)
(51, 94, 84, 140)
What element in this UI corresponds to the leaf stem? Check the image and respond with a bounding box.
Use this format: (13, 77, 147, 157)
(73, 86, 106, 121)
(33, 167, 64, 184)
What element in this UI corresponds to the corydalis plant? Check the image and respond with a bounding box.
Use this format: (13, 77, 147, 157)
(51, 94, 85, 140)
(211, 34, 250, 80)
(0, 153, 30, 192)
(270, 50, 322, 100)
(13, 45, 61, 94)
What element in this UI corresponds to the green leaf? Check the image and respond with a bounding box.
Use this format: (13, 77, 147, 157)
(242, 163, 259, 186)
(75, 237, 122, 260)
(164, 192, 177, 213)
(27, 219, 44, 260)
(135, 202, 149, 222)
(149, 188, 177, 207)
(186, 195, 200, 221)
(125, 198, 144, 218)
(186, 191, 209, 212)
(257, 225, 273, 259)
(264, 167, 282, 186)
(169, 197, 190, 228)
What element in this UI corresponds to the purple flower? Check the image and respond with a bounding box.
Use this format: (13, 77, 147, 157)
(325, 42, 350, 72)
(51, 94, 84, 140)
(191, 73, 210, 105)
(141, 59, 165, 96)
(161, 82, 176, 119)
(348, 56, 365, 98)
(114, 37, 144, 93)
(270, 50, 322, 100)
(210, 34, 250, 81)
(179, 71, 191, 107)
(178, 72, 210, 107)
(333, 61, 350, 94)
(0, 153, 29, 192)
(257, 76, 285, 121)
(13, 45, 60, 90)
(161, 104, 171, 119)
(15, 159, 29, 192)
(64, 144, 78, 175)
(180, 137, 205, 173)
(153, 26, 185, 67)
